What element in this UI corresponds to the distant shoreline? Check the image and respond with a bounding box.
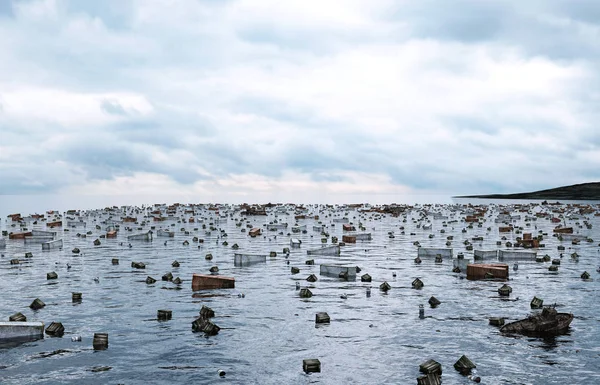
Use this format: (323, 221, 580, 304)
(454, 182, 600, 201)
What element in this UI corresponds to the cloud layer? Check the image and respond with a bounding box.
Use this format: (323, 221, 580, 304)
(1, 0, 599, 201)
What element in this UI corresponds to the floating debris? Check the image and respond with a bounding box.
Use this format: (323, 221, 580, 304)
(412, 278, 424, 289)
(299, 288, 313, 298)
(428, 296, 441, 308)
(93, 333, 108, 350)
(29, 298, 45, 310)
(303, 358, 321, 373)
(500, 307, 574, 336)
(157, 310, 172, 321)
(489, 317, 505, 326)
(454, 355, 476, 375)
(380, 281, 391, 292)
(45, 322, 64, 337)
(315, 312, 330, 324)
(530, 296, 544, 309)
(9, 312, 26, 322)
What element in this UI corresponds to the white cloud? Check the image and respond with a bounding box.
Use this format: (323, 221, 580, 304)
(0, 0, 598, 199)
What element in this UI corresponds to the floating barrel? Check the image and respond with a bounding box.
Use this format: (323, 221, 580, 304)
(93, 333, 108, 350)
(157, 310, 172, 321)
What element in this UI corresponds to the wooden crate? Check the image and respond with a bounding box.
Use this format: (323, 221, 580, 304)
(466, 263, 509, 280)
(191, 274, 235, 290)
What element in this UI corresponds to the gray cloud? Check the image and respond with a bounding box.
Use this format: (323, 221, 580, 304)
(101, 99, 128, 115)
(0, 0, 598, 197)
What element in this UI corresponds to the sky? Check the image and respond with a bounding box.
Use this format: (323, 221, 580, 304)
(0, 0, 599, 205)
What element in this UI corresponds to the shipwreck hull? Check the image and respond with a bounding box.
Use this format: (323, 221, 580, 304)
(500, 312, 573, 336)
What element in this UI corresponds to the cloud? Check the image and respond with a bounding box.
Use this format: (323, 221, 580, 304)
(0, 0, 598, 201)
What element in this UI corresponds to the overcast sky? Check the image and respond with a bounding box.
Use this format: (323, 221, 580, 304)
(0, 0, 599, 203)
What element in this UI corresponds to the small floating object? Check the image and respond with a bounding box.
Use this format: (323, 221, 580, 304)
(513, 263, 518, 271)
(209, 266, 219, 273)
(581, 271, 591, 280)
(45, 322, 65, 337)
(299, 288, 313, 298)
(414, 256, 422, 264)
(548, 265, 558, 272)
(419, 304, 425, 319)
(379, 281, 391, 292)
(71, 336, 82, 342)
(419, 359, 442, 375)
(162, 272, 173, 282)
(72, 248, 80, 254)
(146, 276, 157, 284)
(111, 258, 119, 265)
(530, 296, 544, 309)
(93, 332, 109, 350)
(303, 358, 321, 373)
(340, 293, 347, 299)
(29, 298, 45, 310)
(295, 282, 300, 290)
(452, 266, 461, 273)
(454, 355, 476, 375)
(218, 369, 226, 377)
(9, 312, 26, 322)
(205, 253, 213, 260)
(497, 284, 512, 296)
(315, 312, 330, 324)
(361, 273, 372, 282)
(47, 271, 58, 280)
(291, 267, 300, 274)
(157, 310, 172, 321)
(306, 274, 317, 282)
(412, 278, 424, 289)
(131, 261, 145, 269)
(72, 292, 82, 302)
(191, 318, 220, 335)
(172, 260, 180, 267)
(173, 277, 182, 285)
(200, 305, 215, 319)
(428, 296, 441, 308)
(489, 317, 505, 326)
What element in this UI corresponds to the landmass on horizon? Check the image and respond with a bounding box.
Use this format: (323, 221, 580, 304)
(455, 182, 600, 201)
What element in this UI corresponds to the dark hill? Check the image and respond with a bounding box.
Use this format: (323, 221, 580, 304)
(455, 182, 600, 201)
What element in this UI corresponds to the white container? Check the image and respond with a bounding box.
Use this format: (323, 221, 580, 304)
(234, 253, 267, 266)
(418, 248, 453, 258)
(474, 250, 498, 260)
(127, 232, 153, 241)
(0, 322, 44, 341)
(42, 239, 63, 250)
(498, 250, 537, 260)
(320, 264, 357, 278)
(307, 245, 340, 256)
